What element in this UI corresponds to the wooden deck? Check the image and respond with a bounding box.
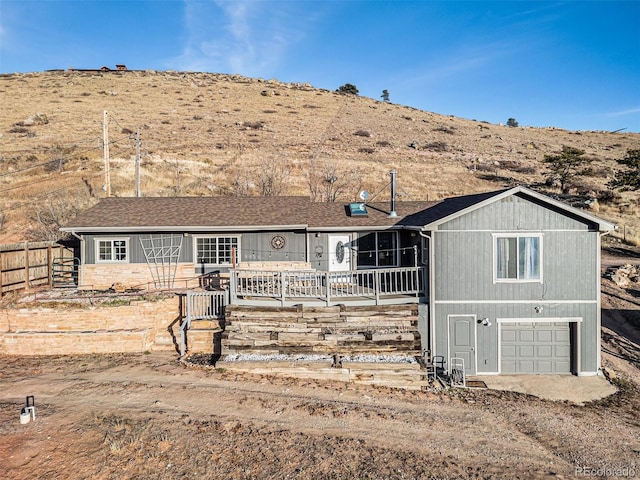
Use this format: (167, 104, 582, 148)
(229, 266, 425, 306)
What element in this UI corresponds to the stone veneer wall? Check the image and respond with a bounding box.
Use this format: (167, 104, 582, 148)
(0, 296, 182, 355)
(80, 263, 198, 291)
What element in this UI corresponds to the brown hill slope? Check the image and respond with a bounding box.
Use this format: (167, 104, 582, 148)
(1, 70, 638, 243)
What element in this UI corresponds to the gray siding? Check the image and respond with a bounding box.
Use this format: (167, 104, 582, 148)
(84, 233, 193, 264)
(439, 194, 592, 231)
(240, 231, 307, 264)
(434, 230, 598, 301)
(432, 303, 598, 374)
(84, 231, 308, 273)
(430, 193, 601, 374)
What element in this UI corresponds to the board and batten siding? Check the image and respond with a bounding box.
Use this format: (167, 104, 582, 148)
(433, 230, 597, 302)
(240, 231, 307, 264)
(433, 303, 598, 374)
(430, 194, 602, 375)
(84, 233, 194, 265)
(84, 231, 308, 270)
(438, 195, 592, 231)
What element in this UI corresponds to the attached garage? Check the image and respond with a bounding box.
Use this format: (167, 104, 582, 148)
(500, 321, 575, 374)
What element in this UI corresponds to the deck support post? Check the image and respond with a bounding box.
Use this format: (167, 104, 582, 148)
(280, 271, 286, 306)
(325, 272, 330, 306)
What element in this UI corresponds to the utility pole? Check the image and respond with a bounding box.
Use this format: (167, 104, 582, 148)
(135, 130, 141, 197)
(103, 110, 111, 197)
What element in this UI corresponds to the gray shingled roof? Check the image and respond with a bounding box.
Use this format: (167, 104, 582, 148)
(63, 196, 312, 230)
(62, 196, 438, 232)
(61, 187, 615, 233)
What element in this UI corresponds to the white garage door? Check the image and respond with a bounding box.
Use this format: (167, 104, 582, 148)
(501, 322, 571, 374)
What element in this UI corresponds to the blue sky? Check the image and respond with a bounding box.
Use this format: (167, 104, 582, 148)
(1, 1, 639, 132)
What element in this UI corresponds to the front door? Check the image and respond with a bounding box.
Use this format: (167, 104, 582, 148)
(448, 315, 477, 375)
(328, 235, 351, 283)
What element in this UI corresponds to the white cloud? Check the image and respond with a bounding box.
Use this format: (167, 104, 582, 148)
(172, 0, 316, 76)
(607, 107, 640, 117)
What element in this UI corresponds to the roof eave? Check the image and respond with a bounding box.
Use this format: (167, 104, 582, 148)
(61, 224, 309, 233)
(421, 186, 617, 232)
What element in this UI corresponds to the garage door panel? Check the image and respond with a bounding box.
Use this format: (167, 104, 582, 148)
(519, 345, 535, 357)
(502, 345, 516, 357)
(502, 330, 517, 342)
(502, 360, 516, 373)
(501, 322, 571, 374)
(536, 360, 553, 374)
(537, 330, 553, 342)
(519, 330, 535, 342)
(518, 360, 535, 373)
(537, 345, 552, 357)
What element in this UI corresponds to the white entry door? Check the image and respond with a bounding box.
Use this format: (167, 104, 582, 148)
(328, 235, 351, 272)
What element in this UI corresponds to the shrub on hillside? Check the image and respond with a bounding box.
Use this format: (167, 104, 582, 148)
(433, 126, 456, 135)
(423, 141, 448, 152)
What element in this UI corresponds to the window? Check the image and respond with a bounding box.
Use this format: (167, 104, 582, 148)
(357, 231, 398, 267)
(96, 238, 128, 262)
(495, 234, 542, 282)
(195, 236, 239, 265)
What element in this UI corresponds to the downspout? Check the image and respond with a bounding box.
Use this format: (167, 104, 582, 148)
(69, 231, 85, 287)
(419, 230, 435, 360)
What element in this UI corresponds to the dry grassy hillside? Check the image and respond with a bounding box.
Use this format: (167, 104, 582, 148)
(1, 70, 638, 243)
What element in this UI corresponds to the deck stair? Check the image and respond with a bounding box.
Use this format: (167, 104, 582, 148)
(206, 303, 430, 390)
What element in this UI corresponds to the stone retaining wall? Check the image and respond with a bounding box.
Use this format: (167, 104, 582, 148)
(80, 263, 198, 291)
(0, 297, 181, 355)
(222, 304, 421, 357)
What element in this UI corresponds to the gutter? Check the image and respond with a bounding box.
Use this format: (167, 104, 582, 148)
(60, 224, 309, 233)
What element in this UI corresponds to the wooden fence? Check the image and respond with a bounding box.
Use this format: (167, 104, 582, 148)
(0, 242, 76, 297)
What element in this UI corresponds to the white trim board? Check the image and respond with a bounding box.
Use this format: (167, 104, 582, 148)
(497, 317, 583, 323)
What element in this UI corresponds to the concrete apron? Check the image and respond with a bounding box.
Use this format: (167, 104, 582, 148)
(473, 375, 618, 405)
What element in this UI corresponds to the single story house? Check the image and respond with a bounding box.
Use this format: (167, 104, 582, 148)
(61, 186, 615, 377)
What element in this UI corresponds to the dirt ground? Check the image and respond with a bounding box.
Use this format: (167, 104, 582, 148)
(1, 250, 639, 479)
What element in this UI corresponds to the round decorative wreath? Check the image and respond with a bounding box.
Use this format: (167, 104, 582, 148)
(270, 235, 286, 250)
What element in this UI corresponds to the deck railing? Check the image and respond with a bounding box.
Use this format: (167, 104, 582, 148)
(229, 266, 424, 306)
(180, 289, 228, 356)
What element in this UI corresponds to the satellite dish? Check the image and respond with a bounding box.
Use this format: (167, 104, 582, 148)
(359, 190, 370, 201)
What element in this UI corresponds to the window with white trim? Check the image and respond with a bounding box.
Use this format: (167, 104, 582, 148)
(195, 236, 239, 265)
(495, 234, 542, 282)
(96, 238, 129, 262)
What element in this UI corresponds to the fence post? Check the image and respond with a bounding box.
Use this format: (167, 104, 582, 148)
(48, 244, 53, 288)
(24, 242, 30, 292)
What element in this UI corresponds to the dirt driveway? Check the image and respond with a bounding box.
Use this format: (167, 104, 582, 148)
(1, 254, 639, 479)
